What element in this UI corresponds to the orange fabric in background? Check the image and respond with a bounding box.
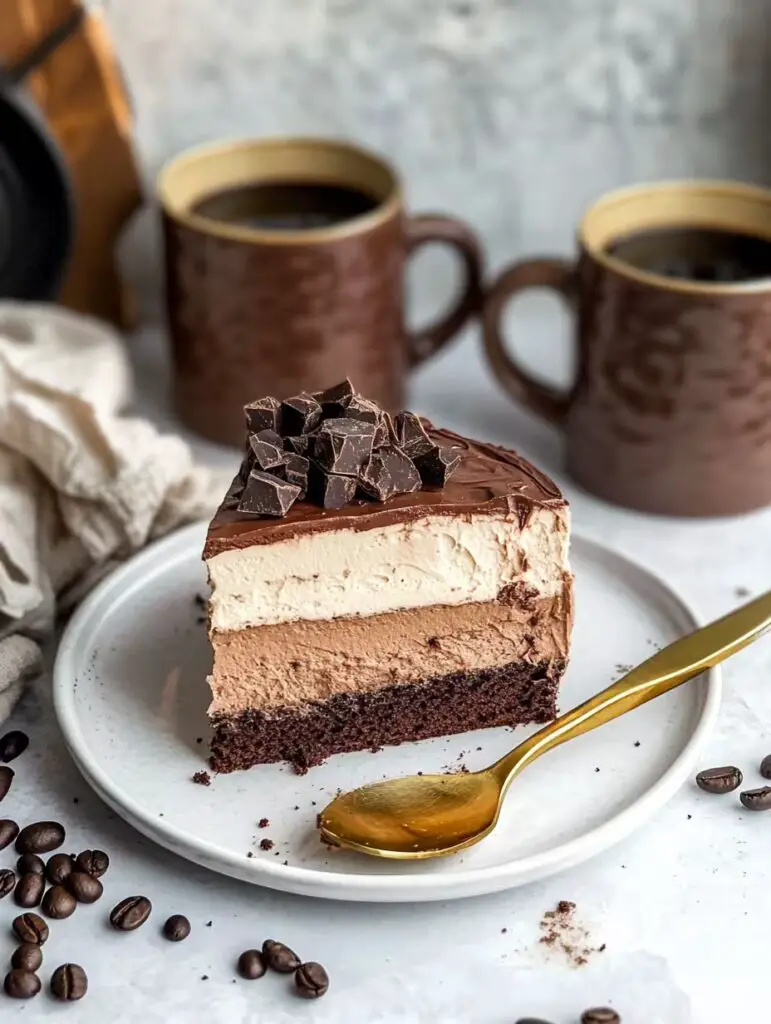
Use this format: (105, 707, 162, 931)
(2, 0, 142, 326)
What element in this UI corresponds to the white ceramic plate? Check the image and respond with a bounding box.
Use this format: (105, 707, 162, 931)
(54, 524, 720, 903)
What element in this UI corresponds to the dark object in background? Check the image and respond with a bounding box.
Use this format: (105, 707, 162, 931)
(160, 137, 484, 445)
(483, 180, 771, 516)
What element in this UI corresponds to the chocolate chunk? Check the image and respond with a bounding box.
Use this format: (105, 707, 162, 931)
(358, 446, 421, 500)
(695, 766, 743, 794)
(315, 418, 376, 475)
(343, 395, 381, 424)
(50, 963, 88, 1001)
(308, 464, 357, 509)
(414, 445, 462, 487)
(244, 396, 280, 434)
(394, 411, 434, 457)
(238, 470, 301, 517)
(0, 819, 19, 849)
(372, 411, 399, 448)
(315, 378, 355, 418)
(15, 821, 65, 855)
(0, 730, 29, 763)
(279, 393, 323, 435)
(283, 453, 310, 498)
(262, 939, 300, 973)
(12, 944, 42, 972)
(740, 786, 771, 810)
(249, 429, 287, 471)
(163, 914, 191, 941)
(4, 968, 40, 999)
(294, 961, 329, 999)
(0, 766, 12, 801)
(284, 434, 314, 457)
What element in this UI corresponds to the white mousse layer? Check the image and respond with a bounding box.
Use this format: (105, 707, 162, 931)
(207, 508, 569, 632)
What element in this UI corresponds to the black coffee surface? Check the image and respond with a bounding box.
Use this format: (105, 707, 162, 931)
(607, 226, 771, 283)
(192, 181, 379, 231)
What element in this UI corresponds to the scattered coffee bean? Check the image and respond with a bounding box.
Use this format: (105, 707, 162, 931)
(45, 853, 75, 886)
(0, 868, 15, 898)
(0, 819, 19, 850)
(514, 1019, 555, 1024)
(42, 885, 77, 920)
(262, 939, 300, 973)
(14, 873, 44, 908)
(15, 820, 65, 855)
(110, 895, 152, 931)
(12, 912, 48, 945)
(760, 755, 771, 780)
(0, 766, 14, 802)
(66, 871, 103, 904)
(237, 949, 266, 979)
(695, 766, 742, 794)
(50, 963, 88, 1002)
(294, 961, 329, 999)
(581, 1010, 621, 1024)
(0, 730, 29, 763)
(4, 968, 40, 999)
(75, 849, 109, 878)
(162, 914, 191, 942)
(740, 786, 771, 811)
(12, 944, 42, 972)
(17, 854, 44, 876)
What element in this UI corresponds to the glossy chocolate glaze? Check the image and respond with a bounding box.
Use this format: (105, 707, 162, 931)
(204, 424, 565, 558)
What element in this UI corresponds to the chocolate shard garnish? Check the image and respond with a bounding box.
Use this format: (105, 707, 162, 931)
(249, 429, 287, 471)
(283, 453, 310, 499)
(394, 410, 434, 458)
(359, 445, 421, 500)
(315, 378, 355, 418)
(279, 393, 323, 436)
(284, 435, 314, 457)
(414, 445, 462, 487)
(308, 464, 357, 509)
(314, 418, 377, 475)
(238, 469, 301, 517)
(343, 395, 381, 424)
(244, 396, 280, 434)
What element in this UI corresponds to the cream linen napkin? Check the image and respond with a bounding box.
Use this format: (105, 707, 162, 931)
(0, 303, 228, 723)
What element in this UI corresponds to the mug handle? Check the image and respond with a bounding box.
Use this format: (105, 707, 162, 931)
(482, 258, 576, 426)
(406, 214, 484, 368)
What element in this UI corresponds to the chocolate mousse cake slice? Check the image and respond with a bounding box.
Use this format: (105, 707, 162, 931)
(204, 381, 573, 774)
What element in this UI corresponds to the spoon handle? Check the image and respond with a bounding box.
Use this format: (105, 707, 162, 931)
(493, 589, 771, 786)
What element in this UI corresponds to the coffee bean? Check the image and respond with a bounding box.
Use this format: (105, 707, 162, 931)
(110, 895, 152, 931)
(740, 786, 771, 810)
(12, 912, 48, 945)
(237, 949, 266, 979)
(0, 766, 14, 802)
(12, 944, 42, 972)
(75, 848, 109, 878)
(42, 885, 77, 920)
(4, 968, 40, 999)
(695, 766, 742, 794)
(760, 755, 771, 780)
(581, 1010, 621, 1024)
(0, 730, 29, 763)
(66, 871, 103, 904)
(262, 939, 300, 973)
(0, 819, 19, 850)
(50, 963, 87, 1002)
(14, 873, 44, 908)
(15, 821, 65, 855)
(17, 854, 44, 875)
(162, 914, 191, 942)
(0, 868, 15, 898)
(46, 853, 74, 886)
(514, 1019, 555, 1024)
(294, 961, 329, 999)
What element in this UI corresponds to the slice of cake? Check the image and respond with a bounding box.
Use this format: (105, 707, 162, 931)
(204, 381, 573, 774)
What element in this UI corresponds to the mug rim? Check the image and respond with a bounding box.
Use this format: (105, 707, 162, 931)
(157, 136, 404, 245)
(579, 179, 771, 295)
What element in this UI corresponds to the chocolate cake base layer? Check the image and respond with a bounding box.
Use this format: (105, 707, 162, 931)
(209, 658, 566, 774)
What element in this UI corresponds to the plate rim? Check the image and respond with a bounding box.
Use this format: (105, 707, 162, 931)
(54, 522, 721, 902)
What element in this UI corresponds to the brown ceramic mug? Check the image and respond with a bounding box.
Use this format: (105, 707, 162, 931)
(482, 181, 771, 516)
(159, 137, 484, 445)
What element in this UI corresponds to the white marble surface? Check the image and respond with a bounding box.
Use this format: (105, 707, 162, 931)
(4, 315, 771, 1023)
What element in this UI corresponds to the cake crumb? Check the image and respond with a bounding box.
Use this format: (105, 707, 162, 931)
(259, 838, 274, 851)
(538, 901, 603, 968)
(258, 817, 270, 828)
(192, 770, 211, 786)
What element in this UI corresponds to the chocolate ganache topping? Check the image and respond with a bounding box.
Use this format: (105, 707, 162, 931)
(205, 382, 566, 558)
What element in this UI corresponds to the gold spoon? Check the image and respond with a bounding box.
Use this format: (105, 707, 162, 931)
(319, 590, 771, 860)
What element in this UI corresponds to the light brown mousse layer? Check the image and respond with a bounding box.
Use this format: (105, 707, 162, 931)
(208, 581, 572, 718)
